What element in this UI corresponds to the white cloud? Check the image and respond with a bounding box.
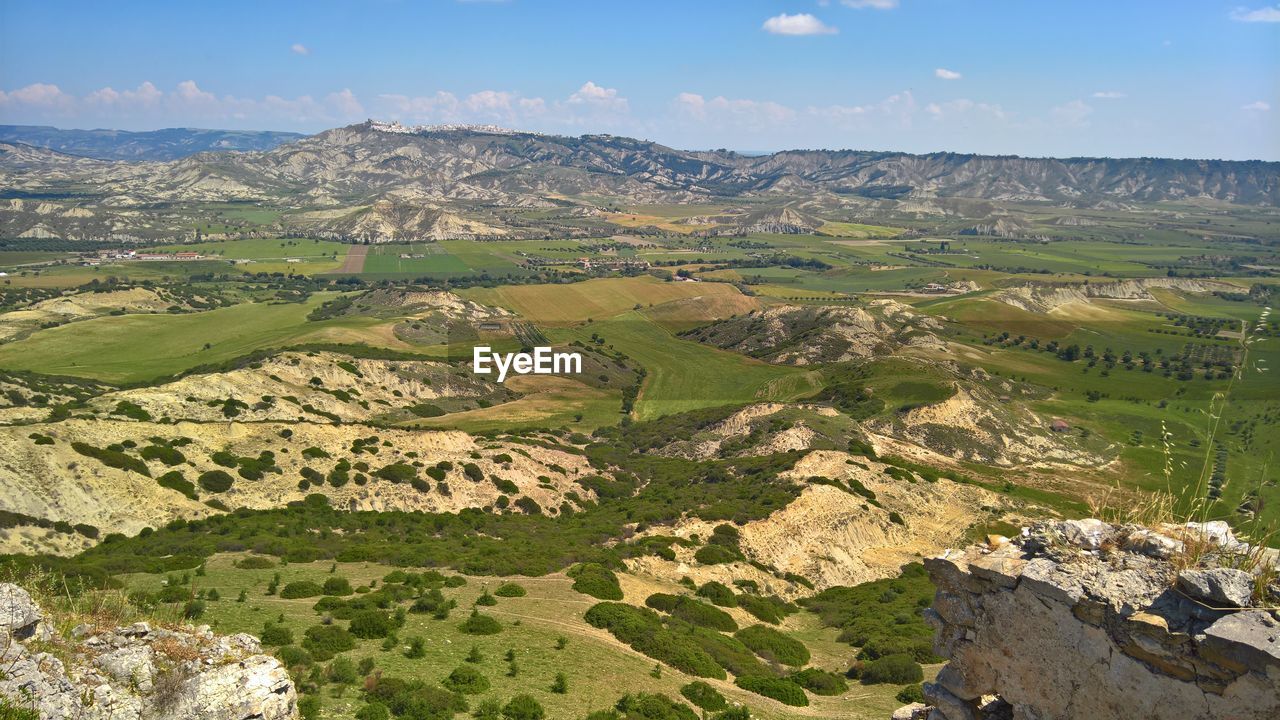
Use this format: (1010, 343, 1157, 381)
(762, 13, 838, 36)
(0, 83, 74, 111)
(1092, 91, 1126, 99)
(567, 81, 629, 114)
(1242, 100, 1272, 111)
(674, 93, 796, 128)
(291, 43, 311, 55)
(925, 98, 1007, 123)
(1051, 99, 1094, 127)
(842, 0, 899, 8)
(935, 68, 962, 80)
(1230, 5, 1280, 22)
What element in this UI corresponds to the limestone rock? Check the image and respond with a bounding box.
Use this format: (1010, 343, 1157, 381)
(0, 582, 297, 720)
(1178, 568, 1256, 608)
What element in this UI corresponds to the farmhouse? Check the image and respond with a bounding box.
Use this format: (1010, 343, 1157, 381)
(1050, 419, 1071, 433)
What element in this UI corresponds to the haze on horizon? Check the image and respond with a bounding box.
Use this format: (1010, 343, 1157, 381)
(0, 0, 1277, 160)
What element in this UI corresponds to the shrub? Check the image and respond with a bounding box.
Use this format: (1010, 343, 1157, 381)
(695, 581, 737, 607)
(375, 463, 417, 483)
(349, 610, 395, 639)
(693, 544, 738, 565)
(680, 681, 727, 711)
(734, 625, 809, 667)
(71, 442, 150, 477)
(280, 581, 323, 599)
(790, 668, 848, 695)
(491, 476, 519, 494)
(513, 496, 542, 515)
(611, 693, 699, 719)
(896, 684, 925, 704)
(328, 656, 359, 684)
(260, 623, 294, 646)
(502, 694, 545, 720)
(568, 563, 623, 600)
(463, 463, 484, 482)
(235, 555, 276, 570)
(355, 703, 390, 720)
(736, 594, 791, 625)
(141, 444, 186, 466)
(197, 470, 234, 493)
(645, 594, 737, 632)
(859, 653, 922, 685)
(274, 644, 313, 668)
(157, 471, 198, 500)
(302, 624, 355, 660)
(734, 676, 808, 706)
(323, 577, 354, 596)
(475, 590, 497, 606)
(801, 563, 940, 663)
(459, 609, 503, 635)
(298, 694, 321, 720)
(494, 583, 526, 598)
(584, 603, 725, 680)
(443, 665, 490, 694)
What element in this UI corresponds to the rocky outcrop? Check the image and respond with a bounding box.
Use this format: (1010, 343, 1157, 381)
(0, 583, 297, 719)
(993, 277, 1241, 313)
(905, 520, 1280, 720)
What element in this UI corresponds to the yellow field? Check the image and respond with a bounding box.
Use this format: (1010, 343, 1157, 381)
(460, 276, 751, 324)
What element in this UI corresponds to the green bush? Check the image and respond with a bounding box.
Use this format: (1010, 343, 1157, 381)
(349, 610, 395, 639)
(736, 594, 792, 625)
(298, 694, 321, 720)
(274, 644, 312, 668)
(323, 577, 354, 596)
(157, 471, 198, 500)
(141, 444, 186, 466)
(789, 667, 848, 695)
(734, 625, 809, 667)
(645, 594, 736, 632)
(280, 581, 323, 599)
(693, 544, 738, 565)
(679, 681, 727, 711)
(463, 463, 484, 482)
(260, 623, 293, 646)
(355, 702, 389, 720)
(71, 442, 150, 477)
(301, 624, 354, 660)
(695, 581, 737, 607)
(613, 693, 698, 720)
(584, 603, 725, 680)
(494, 582, 526, 597)
(197, 470, 234, 493)
(443, 664, 490, 694)
(568, 563, 623, 600)
(896, 684, 925, 704)
(859, 653, 923, 685)
(801, 563, 940, 663)
(374, 463, 417, 483)
(459, 609, 503, 635)
(734, 675, 808, 706)
(501, 694, 545, 720)
(235, 555, 275, 569)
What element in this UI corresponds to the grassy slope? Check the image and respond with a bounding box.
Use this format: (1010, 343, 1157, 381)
(123, 555, 913, 720)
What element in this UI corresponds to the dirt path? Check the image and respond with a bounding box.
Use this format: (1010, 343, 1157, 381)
(334, 244, 369, 274)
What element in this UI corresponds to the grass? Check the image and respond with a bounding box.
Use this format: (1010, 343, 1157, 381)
(118, 555, 909, 720)
(461, 276, 750, 325)
(0, 292, 411, 383)
(550, 311, 821, 420)
(403, 375, 622, 433)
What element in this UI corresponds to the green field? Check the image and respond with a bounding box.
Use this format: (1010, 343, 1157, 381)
(0, 292, 414, 383)
(551, 310, 821, 420)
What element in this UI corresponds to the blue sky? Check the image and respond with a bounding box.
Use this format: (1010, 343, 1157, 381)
(1, 0, 1276, 159)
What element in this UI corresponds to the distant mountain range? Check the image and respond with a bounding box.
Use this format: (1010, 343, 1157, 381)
(0, 121, 1277, 241)
(0, 125, 306, 161)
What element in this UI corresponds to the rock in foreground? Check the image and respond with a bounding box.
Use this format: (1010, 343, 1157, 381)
(902, 520, 1280, 720)
(0, 582, 297, 720)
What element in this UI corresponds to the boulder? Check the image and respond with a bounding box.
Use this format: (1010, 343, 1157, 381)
(0, 583, 45, 640)
(1177, 567, 1256, 608)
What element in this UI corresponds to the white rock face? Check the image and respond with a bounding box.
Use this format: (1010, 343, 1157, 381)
(905, 521, 1280, 720)
(0, 583, 297, 720)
